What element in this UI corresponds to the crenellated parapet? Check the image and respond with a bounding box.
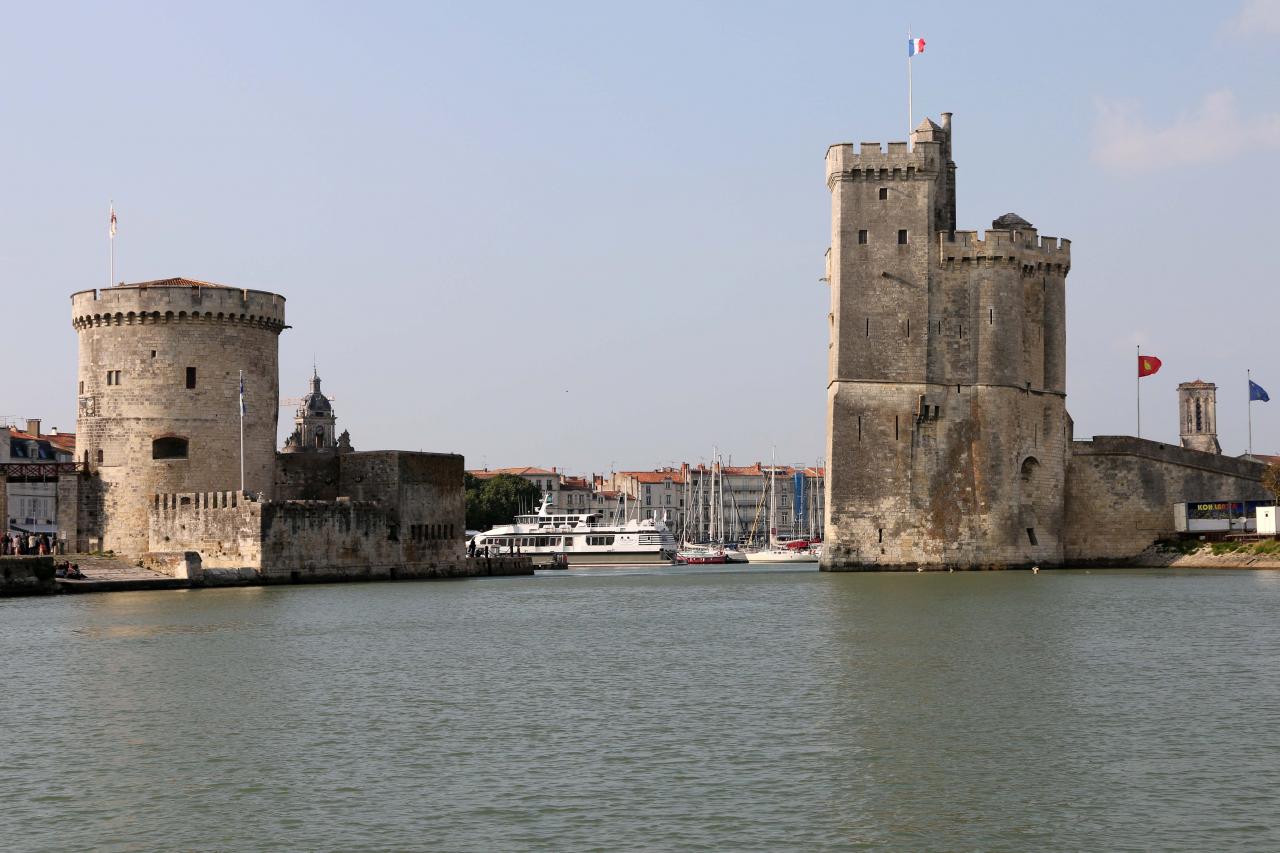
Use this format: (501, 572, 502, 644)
(826, 139, 946, 187)
(71, 279, 287, 333)
(940, 230, 1071, 274)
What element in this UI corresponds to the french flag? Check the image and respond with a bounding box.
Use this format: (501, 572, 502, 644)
(908, 37, 926, 57)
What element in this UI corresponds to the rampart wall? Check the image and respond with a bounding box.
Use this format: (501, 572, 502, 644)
(1064, 437, 1270, 564)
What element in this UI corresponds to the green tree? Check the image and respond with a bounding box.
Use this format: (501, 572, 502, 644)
(465, 473, 543, 531)
(1263, 463, 1280, 505)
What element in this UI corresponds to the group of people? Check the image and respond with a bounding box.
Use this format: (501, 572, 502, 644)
(0, 532, 52, 556)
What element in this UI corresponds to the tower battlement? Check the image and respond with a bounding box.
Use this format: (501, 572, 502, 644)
(826, 140, 945, 185)
(942, 230, 1071, 269)
(72, 279, 286, 331)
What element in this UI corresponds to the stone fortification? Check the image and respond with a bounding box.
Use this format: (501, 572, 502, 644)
(148, 451, 469, 581)
(822, 115, 1070, 570)
(70, 279, 287, 554)
(1064, 437, 1269, 565)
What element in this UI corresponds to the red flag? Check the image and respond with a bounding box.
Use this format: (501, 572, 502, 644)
(1138, 354, 1162, 377)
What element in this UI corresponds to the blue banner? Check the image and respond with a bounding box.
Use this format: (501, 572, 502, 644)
(793, 472, 806, 523)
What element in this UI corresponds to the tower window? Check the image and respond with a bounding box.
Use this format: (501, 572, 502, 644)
(106, 370, 121, 386)
(857, 229, 868, 245)
(152, 436, 189, 460)
(186, 367, 197, 389)
(878, 187, 888, 200)
(79, 381, 84, 394)
(151, 350, 157, 358)
(898, 230, 908, 245)
(96, 449, 103, 464)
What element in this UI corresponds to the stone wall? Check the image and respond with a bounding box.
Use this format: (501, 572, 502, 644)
(0, 557, 56, 596)
(71, 281, 286, 555)
(1064, 436, 1270, 564)
(148, 450, 467, 580)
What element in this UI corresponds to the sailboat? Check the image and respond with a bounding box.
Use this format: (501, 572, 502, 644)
(745, 449, 820, 564)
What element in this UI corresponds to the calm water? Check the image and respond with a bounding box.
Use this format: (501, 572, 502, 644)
(3, 566, 1280, 852)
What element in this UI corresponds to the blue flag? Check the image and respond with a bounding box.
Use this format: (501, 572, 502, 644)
(239, 373, 247, 414)
(1250, 380, 1270, 402)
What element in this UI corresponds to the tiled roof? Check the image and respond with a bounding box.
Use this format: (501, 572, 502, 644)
(123, 277, 234, 289)
(466, 466, 556, 479)
(619, 471, 685, 485)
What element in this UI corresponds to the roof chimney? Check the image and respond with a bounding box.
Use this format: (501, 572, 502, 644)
(25, 418, 41, 437)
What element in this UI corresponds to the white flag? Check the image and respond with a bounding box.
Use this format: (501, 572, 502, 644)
(109, 204, 117, 239)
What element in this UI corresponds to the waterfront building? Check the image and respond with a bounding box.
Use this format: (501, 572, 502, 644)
(2, 419, 74, 537)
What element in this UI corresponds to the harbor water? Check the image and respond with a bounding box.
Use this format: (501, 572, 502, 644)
(4, 566, 1280, 851)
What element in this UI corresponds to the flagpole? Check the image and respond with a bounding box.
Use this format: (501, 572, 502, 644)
(109, 200, 115, 287)
(239, 369, 246, 493)
(1136, 344, 1141, 439)
(907, 28, 913, 146)
(1248, 368, 1254, 458)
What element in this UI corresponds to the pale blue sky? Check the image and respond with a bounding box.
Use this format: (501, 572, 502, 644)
(2, 1, 1277, 472)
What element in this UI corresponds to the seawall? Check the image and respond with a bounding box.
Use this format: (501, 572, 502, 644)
(0, 557, 57, 596)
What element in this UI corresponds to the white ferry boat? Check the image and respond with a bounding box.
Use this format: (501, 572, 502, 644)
(472, 497, 677, 566)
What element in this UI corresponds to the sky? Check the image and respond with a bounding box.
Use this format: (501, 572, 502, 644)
(2, 0, 1277, 473)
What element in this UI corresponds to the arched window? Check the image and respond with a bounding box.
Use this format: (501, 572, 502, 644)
(152, 436, 189, 460)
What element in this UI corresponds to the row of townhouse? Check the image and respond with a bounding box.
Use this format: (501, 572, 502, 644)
(466, 461, 824, 542)
(2, 418, 76, 536)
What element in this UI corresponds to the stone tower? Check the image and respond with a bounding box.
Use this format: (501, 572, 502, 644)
(70, 279, 287, 554)
(822, 115, 1071, 570)
(282, 368, 339, 453)
(1178, 380, 1221, 454)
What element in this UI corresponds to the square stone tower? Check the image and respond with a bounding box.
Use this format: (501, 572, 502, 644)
(822, 115, 1071, 570)
(1178, 380, 1221, 454)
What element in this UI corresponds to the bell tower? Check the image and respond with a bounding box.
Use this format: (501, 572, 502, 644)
(1178, 380, 1221, 454)
(282, 368, 338, 453)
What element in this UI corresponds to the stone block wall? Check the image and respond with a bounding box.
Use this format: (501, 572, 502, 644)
(1064, 437, 1270, 564)
(149, 491, 264, 568)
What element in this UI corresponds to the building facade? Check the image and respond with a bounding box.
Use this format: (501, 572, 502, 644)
(3, 419, 75, 537)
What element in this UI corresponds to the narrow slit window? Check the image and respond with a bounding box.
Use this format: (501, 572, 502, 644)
(989, 308, 993, 324)
(895, 415, 900, 440)
(186, 367, 197, 389)
(906, 318, 911, 337)
(857, 415, 862, 442)
(878, 528, 884, 544)
(865, 318, 870, 337)
(898, 229, 908, 244)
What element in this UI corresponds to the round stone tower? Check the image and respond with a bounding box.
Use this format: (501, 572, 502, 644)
(71, 278, 288, 554)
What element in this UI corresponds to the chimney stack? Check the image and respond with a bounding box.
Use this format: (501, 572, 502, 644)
(25, 418, 41, 437)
